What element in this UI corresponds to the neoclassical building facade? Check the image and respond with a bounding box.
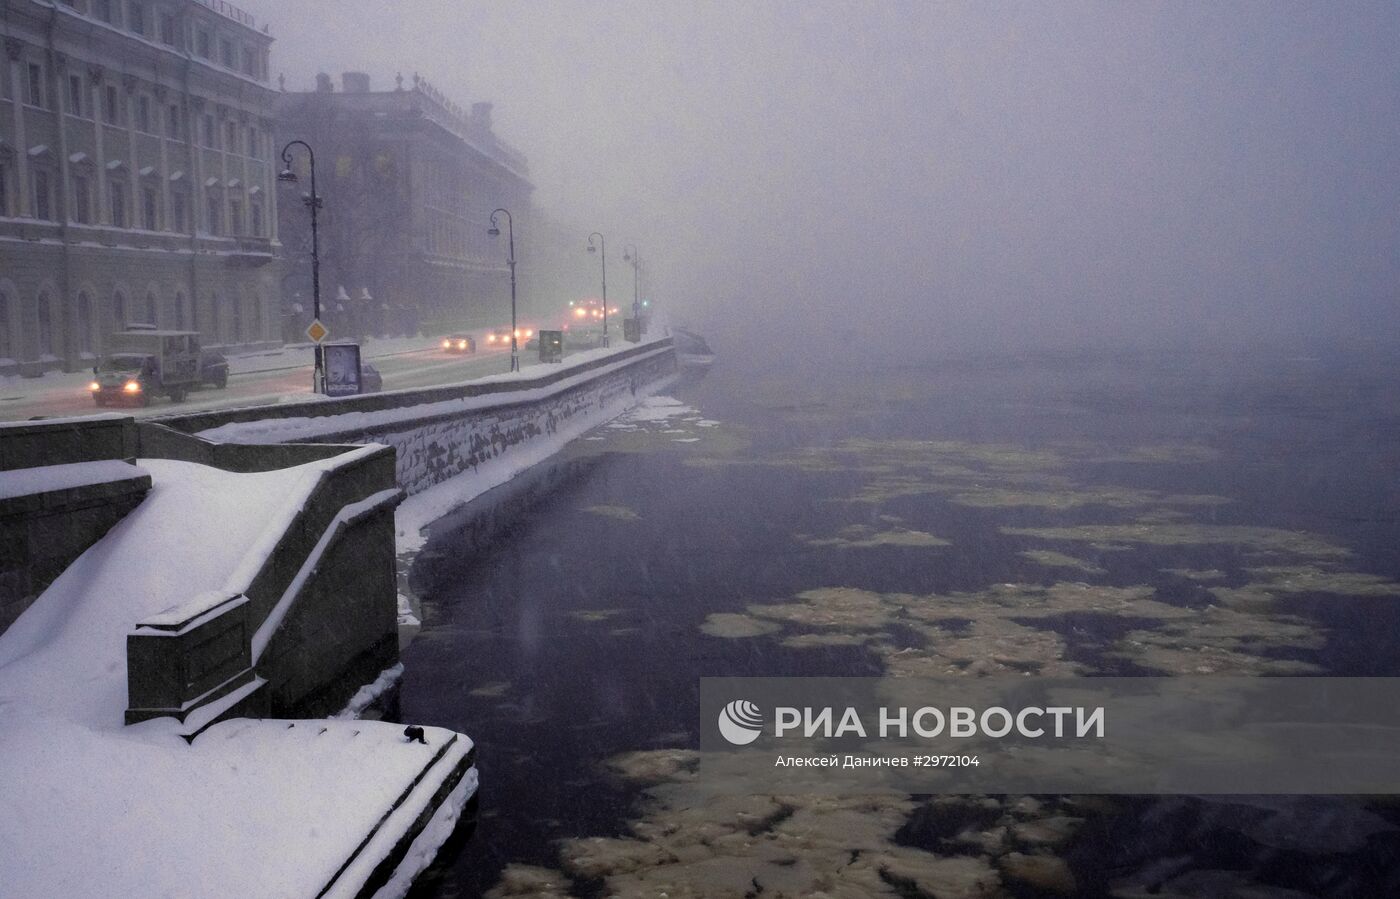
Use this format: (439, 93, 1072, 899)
(0, 0, 280, 375)
(275, 72, 536, 337)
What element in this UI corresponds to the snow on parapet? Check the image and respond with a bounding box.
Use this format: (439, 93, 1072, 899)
(133, 591, 246, 633)
(0, 460, 149, 501)
(195, 337, 674, 445)
(0, 448, 377, 729)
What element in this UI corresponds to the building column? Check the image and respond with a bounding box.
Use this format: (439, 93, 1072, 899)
(6, 40, 31, 217)
(154, 84, 172, 230)
(123, 74, 139, 230)
(187, 93, 206, 330)
(90, 66, 108, 224)
(48, 51, 76, 368)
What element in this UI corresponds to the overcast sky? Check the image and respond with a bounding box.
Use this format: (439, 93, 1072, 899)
(245, 1, 1400, 351)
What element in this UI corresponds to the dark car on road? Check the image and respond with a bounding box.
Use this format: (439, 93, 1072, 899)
(441, 335, 476, 354)
(89, 353, 160, 407)
(485, 326, 533, 348)
(200, 350, 228, 388)
(360, 362, 383, 393)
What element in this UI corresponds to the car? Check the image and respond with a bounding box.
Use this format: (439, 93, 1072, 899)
(199, 349, 228, 388)
(360, 362, 383, 393)
(90, 353, 160, 406)
(565, 327, 606, 350)
(441, 334, 476, 354)
(484, 326, 534, 348)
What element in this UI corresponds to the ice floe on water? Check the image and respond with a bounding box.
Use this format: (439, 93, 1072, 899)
(613, 394, 699, 423)
(699, 578, 1328, 678)
(581, 503, 641, 521)
(485, 747, 1099, 898)
(798, 523, 951, 550)
(588, 394, 749, 459)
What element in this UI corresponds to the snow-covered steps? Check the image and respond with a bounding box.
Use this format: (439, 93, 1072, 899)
(316, 729, 478, 898)
(0, 710, 478, 898)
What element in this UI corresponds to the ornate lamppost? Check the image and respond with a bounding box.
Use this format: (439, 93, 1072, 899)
(623, 244, 641, 334)
(587, 232, 608, 348)
(278, 140, 324, 392)
(488, 208, 519, 372)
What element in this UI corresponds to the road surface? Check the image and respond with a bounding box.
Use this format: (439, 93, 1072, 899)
(0, 334, 578, 423)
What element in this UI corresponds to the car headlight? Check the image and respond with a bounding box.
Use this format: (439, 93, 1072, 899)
(442, 339, 452, 349)
(458, 340, 467, 349)
(123, 381, 142, 393)
(88, 381, 100, 391)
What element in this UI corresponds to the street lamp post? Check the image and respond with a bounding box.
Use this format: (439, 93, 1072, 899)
(586, 232, 608, 348)
(278, 140, 324, 393)
(623, 244, 641, 331)
(488, 208, 519, 372)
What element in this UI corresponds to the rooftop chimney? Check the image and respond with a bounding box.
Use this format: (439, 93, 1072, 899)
(470, 102, 493, 131)
(314, 72, 333, 93)
(342, 72, 370, 93)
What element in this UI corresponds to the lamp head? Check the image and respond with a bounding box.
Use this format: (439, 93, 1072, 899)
(487, 226, 500, 237)
(277, 169, 298, 183)
(587, 244, 596, 254)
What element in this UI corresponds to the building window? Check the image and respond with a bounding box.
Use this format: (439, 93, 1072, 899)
(229, 198, 243, 235)
(173, 291, 186, 329)
(246, 127, 258, 158)
(171, 190, 188, 232)
(76, 292, 94, 354)
(136, 95, 151, 132)
(104, 84, 121, 124)
(144, 291, 157, 324)
(27, 64, 46, 109)
(160, 12, 176, 46)
(94, 0, 114, 24)
(72, 173, 92, 224)
(37, 294, 54, 357)
(225, 120, 237, 150)
(128, 2, 145, 35)
(68, 74, 84, 116)
(242, 47, 256, 77)
(206, 192, 221, 235)
(33, 169, 53, 220)
(109, 182, 127, 228)
(250, 201, 262, 237)
(142, 186, 158, 230)
(0, 292, 11, 359)
(196, 29, 211, 59)
(167, 104, 181, 139)
(202, 114, 215, 148)
(220, 38, 234, 69)
(113, 290, 127, 331)
(0, 159, 10, 217)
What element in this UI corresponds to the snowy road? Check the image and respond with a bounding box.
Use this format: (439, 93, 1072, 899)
(0, 336, 575, 422)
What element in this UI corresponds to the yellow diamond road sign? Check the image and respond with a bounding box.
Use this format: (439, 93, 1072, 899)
(305, 319, 328, 343)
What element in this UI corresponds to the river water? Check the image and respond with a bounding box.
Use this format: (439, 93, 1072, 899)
(397, 344, 1400, 898)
